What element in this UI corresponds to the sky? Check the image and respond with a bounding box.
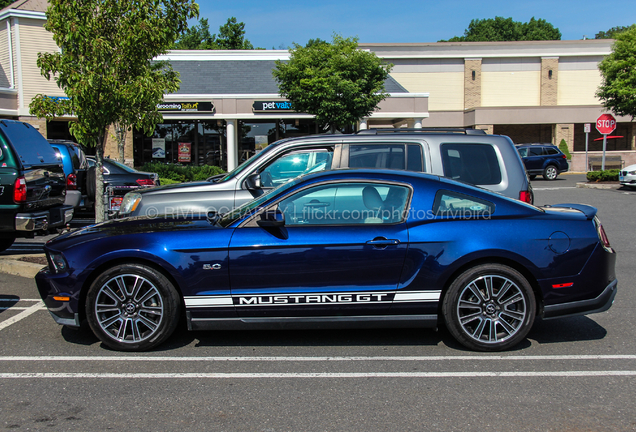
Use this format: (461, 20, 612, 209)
(196, 0, 636, 49)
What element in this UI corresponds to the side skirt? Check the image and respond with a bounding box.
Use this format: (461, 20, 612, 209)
(187, 313, 438, 331)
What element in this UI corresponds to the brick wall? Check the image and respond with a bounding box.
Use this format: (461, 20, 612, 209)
(540, 58, 558, 106)
(493, 124, 552, 144)
(18, 116, 47, 138)
(464, 59, 481, 110)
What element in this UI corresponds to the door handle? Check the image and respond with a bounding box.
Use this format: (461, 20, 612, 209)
(366, 237, 400, 246)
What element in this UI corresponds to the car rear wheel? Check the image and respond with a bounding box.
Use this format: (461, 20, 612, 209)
(0, 237, 15, 252)
(86, 263, 180, 352)
(543, 165, 558, 180)
(442, 264, 536, 351)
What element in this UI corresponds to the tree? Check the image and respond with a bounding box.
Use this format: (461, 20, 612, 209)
(29, 0, 198, 222)
(0, 0, 17, 9)
(273, 35, 392, 132)
(597, 26, 636, 119)
(440, 17, 561, 42)
(173, 17, 215, 49)
(595, 24, 636, 39)
(174, 17, 256, 50)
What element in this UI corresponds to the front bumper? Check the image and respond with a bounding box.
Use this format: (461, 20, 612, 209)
(35, 266, 82, 327)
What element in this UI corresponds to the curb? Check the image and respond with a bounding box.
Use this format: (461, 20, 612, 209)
(576, 182, 621, 190)
(0, 254, 46, 278)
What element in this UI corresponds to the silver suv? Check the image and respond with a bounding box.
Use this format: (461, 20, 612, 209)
(119, 128, 532, 218)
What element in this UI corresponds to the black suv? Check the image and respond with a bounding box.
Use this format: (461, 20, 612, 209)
(515, 143, 569, 180)
(0, 120, 74, 252)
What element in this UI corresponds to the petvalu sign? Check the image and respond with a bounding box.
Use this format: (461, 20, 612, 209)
(157, 102, 215, 112)
(252, 101, 294, 112)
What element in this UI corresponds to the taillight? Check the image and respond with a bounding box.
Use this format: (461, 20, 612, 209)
(519, 190, 532, 204)
(562, 154, 567, 159)
(594, 216, 613, 252)
(14, 176, 27, 203)
(66, 173, 77, 190)
(136, 179, 155, 186)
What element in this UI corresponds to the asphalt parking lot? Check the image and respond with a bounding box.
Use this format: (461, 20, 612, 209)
(1, 174, 635, 431)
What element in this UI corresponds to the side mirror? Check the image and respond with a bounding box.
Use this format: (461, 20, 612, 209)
(246, 173, 262, 190)
(257, 208, 285, 228)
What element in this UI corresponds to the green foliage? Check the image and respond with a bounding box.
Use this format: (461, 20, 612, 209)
(140, 162, 225, 183)
(440, 17, 561, 42)
(595, 25, 636, 39)
(273, 34, 392, 131)
(174, 17, 257, 50)
(30, 0, 199, 147)
(558, 139, 571, 160)
(597, 26, 636, 119)
(587, 169, 620, 182)
(0, 0, 17, 8)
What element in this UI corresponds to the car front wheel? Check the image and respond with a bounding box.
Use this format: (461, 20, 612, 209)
(442, 264, 536, 351)
(86, 263, 180, 351)
(543, 165, 558, 180)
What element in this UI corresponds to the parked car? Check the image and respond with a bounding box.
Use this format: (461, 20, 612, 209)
(619, 165, 636, 189)
(85, 157, 159, 216)
(36, 169, 616, 352)
(119, 128, 533, 218)
(48, 139, 88, 210)
(0, 120, 74, 252)
(515, 143, 569, 180)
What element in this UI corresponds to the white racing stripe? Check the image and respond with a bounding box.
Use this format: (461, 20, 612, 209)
(0, 302, 43, 331)
(1, 371, 636, 379)
(1, 355, 636, 362)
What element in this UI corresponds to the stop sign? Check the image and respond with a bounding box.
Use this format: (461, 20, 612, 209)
(596, 113, 617, 135)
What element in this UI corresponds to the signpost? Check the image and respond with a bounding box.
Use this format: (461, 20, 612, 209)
(596, 114, 617, 170)
(584, 123, 590, 171)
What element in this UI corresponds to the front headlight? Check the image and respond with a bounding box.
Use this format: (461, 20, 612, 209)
(629, 170, 636, 175)
(48, 252, 68, 274)
(119, 192, 142, 215)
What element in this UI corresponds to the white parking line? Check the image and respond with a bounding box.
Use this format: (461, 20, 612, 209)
(533, 187, 577, 190)
(1, 371, 636, 379)
(0, 302, 44, 331)
(1, 355, 636, 362)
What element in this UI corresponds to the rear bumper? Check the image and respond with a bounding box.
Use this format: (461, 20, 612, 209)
(543, 278, 617, 319)
(64, 190, 82, 208)
(15, 205, 73, 231)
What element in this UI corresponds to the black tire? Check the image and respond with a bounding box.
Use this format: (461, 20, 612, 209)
(86, 166, 96, 199)
(85, 263, 180, 352)
(542, 165, 558, 180)
(442, 263, 536, 352)
(529, 175, 536, 180)
(0, 237, 15, 253)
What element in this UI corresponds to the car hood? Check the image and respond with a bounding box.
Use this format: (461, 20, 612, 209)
(47, 215, 219, 250)
(622, 164, 636, 171)
(137, 179, 220, 195)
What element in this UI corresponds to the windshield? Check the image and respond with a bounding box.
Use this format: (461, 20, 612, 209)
(218, 177, 300, 227)
(218, 142, 281, 182)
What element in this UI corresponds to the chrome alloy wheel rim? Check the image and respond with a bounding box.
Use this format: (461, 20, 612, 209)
(546, 166, 557, 179)
(95, 274, 164, 343)
(456, 275, 527, 344)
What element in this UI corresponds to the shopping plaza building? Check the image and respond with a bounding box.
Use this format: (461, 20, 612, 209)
(1, 0, 634, 171)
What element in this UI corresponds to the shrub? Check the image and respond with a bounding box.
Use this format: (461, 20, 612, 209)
(558, 139, 572, 160)
(587, 169, 620, 182)
(139, 162, 225, 184)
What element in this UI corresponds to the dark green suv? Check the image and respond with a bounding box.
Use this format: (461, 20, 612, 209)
(0, 120, 74, 252)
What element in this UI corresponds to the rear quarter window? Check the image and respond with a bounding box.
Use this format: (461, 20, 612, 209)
(440, 143, 502, 185)
(0, 121, 60, 166)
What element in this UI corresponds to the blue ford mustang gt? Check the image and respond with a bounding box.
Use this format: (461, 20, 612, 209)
(35, 169, 617, 352)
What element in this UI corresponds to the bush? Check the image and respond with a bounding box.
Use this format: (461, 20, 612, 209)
(139, 162, 226, 183)
(587, 169, 620, 182)
(558, 139, 572, 160)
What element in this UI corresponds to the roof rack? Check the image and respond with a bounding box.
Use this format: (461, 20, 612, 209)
(356, 128, 487, 135)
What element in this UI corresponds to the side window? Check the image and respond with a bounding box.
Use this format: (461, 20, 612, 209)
(259, 148, 333, 188)
(440, 143, 502, 185)
(529, 147, 543, 156)
(433, 190, 494, 218)
(277, 182, 410, 226)
(517, 147, 528, 157)
(545, 147, 559, 155)
(407, 144, 424, 172)
(349, 144, 406, 170)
